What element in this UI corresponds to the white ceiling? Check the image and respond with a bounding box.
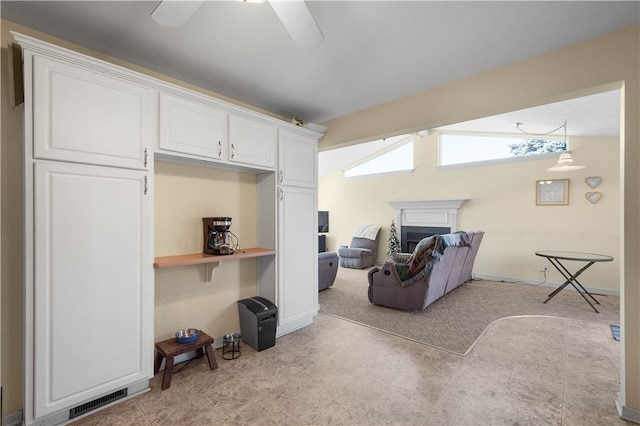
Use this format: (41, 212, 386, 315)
(1, 1, 638, 129)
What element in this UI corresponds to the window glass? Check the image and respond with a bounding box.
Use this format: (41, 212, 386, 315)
(343, 141, 413, 178)
(440, 133, 567, 166)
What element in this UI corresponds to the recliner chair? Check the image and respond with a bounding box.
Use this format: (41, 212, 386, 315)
(338, 225, 381, 269)
(318, 251, 338, 291)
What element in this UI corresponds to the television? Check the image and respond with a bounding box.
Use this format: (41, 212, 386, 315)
(318, 211, 329, 233)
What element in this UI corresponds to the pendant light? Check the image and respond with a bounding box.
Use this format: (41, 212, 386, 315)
(515, 120, 585, 172)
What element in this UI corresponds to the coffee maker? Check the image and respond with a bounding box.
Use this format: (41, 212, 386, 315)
(203, 217, 235, 255)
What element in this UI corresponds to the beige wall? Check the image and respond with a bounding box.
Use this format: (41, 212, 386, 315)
(1, 33, 25, 417)
(320, 132, 620, 291)
(319, 24, 640, 418)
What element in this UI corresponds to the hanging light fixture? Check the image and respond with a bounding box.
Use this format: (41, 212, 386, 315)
(546, 151, 585, 172)
(515, 120, 585, 172)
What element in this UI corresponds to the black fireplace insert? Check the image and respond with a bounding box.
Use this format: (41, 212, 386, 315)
(400, 226, 450, 253)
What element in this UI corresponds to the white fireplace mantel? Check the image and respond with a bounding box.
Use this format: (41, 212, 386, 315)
(388, 199, 468, 232)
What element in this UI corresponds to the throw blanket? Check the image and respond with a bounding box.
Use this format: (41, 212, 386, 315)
(394, 231, 471, 287)
(352, 224, 380, 240)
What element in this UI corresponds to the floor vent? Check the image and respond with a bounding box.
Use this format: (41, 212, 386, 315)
(69, 388, 127, 419)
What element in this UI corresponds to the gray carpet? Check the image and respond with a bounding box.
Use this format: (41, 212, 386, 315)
(318, 267, 620, 355)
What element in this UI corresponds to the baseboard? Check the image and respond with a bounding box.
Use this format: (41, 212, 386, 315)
(473, 273, 620, 296)
(3, 410, 23, 426)
(616, 392, 640, 424)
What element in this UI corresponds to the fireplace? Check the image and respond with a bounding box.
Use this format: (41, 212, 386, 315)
(401, 226, 451, 253)
(388, 199, 468, 253)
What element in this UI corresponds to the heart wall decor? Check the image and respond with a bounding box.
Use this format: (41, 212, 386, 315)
(586, 192, 602, 204)
(585, 176, 601, 188)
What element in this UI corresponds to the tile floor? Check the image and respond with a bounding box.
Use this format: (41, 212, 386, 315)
(74, 314, 630, 425)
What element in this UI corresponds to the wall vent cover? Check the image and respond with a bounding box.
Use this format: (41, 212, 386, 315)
(69, 388, 128, 419)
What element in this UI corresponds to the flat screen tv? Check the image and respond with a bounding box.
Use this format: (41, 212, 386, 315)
(318, 211, 329, 233)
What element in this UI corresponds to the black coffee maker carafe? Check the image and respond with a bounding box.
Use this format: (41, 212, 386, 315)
(203, 217, 234, 255)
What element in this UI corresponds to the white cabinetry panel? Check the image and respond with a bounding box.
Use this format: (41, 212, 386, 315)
(32, 56, 150, 170)
(277, 186, 317, 331)
(278, 131, 317, 188)
(229, 115, 276, 169)
(158, 93, 228, 160)
(33, 161, 151, 417)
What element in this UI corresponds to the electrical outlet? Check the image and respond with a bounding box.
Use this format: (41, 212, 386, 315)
(541, 264, 548, 273)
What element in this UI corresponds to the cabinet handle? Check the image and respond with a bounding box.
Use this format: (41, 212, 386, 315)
(218, 140, 222, 158)
(144, 176, 148, 195)
(231, 143, 236, 159)
(143, 148, 148, 167)
(279, 170, 284, 183)
(279, 188, 283, 201)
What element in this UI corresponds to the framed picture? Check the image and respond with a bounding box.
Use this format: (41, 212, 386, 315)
(536, 179, 569, 206)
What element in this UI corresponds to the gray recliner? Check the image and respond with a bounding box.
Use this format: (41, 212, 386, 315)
(338, 225, 381, 269)
(319, 251, 338, 291)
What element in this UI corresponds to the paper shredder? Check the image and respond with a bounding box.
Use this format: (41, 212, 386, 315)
(237, 297, 278, 351)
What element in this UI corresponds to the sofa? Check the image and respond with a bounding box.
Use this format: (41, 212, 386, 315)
(318, 251, 338, 291)
(367, 231, 484, 311)
(338, 225, 381, 269)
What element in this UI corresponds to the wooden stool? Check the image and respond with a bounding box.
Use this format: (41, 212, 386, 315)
(154, 330, 218, 390)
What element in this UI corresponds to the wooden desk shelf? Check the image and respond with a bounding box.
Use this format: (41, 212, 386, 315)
(154, 248, 276, 281)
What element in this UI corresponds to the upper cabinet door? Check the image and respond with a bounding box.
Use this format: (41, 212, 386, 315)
(278, 131, 317, 188)
(158, 93, 228, 161)
(228, 115, 276, 170)
(32, 56, 151, 170)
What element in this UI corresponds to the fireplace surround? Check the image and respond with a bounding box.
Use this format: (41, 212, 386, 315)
(388, 199, 468, 252)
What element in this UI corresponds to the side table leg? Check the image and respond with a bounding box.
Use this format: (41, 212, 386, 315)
(162, 357, 174, 390)
(204, 344, 218, 370)
(154, 351, 163, 375)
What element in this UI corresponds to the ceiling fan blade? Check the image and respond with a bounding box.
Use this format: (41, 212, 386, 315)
(151, 0, 204, 28)
(269, 1, 324, 50)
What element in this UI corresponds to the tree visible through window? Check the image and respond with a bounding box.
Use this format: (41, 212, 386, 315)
(509, 138, 567, 156)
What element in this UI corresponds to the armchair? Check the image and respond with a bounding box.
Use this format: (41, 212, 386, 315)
(338, 225, 381, 269)
(367, 231, 484, 311)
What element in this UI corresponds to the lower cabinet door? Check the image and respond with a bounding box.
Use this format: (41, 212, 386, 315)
(277, 185, 318, 332)
(31, 161, 153, 419)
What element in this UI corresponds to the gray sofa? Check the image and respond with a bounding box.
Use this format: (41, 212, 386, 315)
(319, 251, 338, 291)
(367, 231, 484, 311)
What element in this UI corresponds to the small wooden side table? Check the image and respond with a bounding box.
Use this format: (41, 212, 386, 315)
(154, 330, 218, 390)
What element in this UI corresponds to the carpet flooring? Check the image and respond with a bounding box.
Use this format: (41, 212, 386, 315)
(318, 267, 620, 355)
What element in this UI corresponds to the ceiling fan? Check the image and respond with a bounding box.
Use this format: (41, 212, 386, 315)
(151, 0, 324, 50)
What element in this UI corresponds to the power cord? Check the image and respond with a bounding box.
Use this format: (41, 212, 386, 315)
(471, 270, 547, 286)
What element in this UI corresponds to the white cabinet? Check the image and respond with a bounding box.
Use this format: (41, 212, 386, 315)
(17, 33, 154, 426)
(32, 161, 152, 419)
(277, 185, 318, 332)
(158, 92, 228, 161)
(229, 114, 276, 169)
(32, 55, 151, 170)
(278, 131, 317, 188)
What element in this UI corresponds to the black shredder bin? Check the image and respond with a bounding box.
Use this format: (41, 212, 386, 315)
(237, 297, 278, 351)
